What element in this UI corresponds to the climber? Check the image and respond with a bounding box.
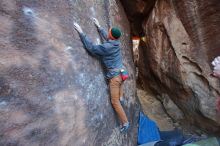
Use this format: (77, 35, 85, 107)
(73, 18, 129, 132)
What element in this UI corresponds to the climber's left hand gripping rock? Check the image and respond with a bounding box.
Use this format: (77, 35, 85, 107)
(73, 22, 83, 34)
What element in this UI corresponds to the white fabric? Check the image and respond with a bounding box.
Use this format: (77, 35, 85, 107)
(212, 56, 220, 66)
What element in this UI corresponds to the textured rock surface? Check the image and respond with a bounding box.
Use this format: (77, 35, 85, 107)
(0, 0, 139, 145)
(120, 0, 156, 36)
(136, 0, 220, 134)
(137, 89, 174, 131)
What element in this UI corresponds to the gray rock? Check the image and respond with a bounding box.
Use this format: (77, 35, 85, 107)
(0, 0, 140, 145)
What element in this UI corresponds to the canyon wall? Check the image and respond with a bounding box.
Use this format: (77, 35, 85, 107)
(140, 0, 220, 134)
(122, 0, 220, 134)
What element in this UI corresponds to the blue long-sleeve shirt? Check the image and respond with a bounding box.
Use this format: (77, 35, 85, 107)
(79, 27, 123, 79)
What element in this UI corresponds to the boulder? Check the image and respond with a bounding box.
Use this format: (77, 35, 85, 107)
(0, 0, 139, 145)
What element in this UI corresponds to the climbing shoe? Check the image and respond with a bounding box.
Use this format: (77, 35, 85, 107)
(120, 122, 130, 133)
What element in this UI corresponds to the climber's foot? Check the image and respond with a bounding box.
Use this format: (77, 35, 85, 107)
(120, 122, 129, 133)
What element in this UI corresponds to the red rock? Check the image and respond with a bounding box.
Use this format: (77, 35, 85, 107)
(122, 0, 220, 135)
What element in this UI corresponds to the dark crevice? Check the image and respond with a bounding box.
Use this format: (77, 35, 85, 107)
(120, 0, 156, 36)
(182, 56, 203, 73)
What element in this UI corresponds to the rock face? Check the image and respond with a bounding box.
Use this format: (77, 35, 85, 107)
(137, 89, 174, 131)
(134, 0, 220, 134)
(120, 0, 156, 36)
(0, 0, 139, 145)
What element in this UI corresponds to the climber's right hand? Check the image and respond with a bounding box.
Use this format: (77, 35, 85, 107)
(73, 22, 83, 34)
(92, 18, 101, 28)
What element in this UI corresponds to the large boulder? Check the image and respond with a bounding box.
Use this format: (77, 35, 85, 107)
(0, 0, 139, 145)
(137, 0, 220, 134)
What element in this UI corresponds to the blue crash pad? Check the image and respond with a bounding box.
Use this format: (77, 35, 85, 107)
(138, 112, 161, 145)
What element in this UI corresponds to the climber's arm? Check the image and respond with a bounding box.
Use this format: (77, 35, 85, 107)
(97, 27, 108, 41)
(92, 18, 108, 41)
(79, 33, 106, 56)
(73, 22, 106, 56)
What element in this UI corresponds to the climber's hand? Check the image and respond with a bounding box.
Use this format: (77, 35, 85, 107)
(92, 18, 101, 28)
(73, 22, 83, 34)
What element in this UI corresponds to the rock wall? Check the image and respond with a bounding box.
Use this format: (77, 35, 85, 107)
(0, 0, 139, 145)
(135, 0, 220, 134)
(120, 0, 156, 36)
